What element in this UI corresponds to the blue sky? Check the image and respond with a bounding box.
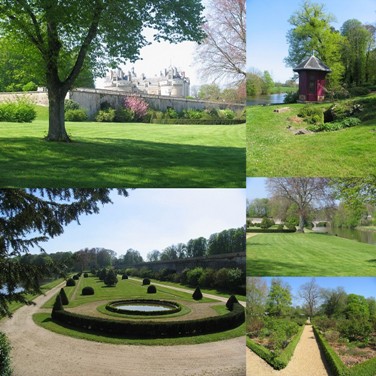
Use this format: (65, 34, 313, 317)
(247, 0, 376, 82)
(246, 177, 268, 201)
(37, 189, 245, 259)
(257, 277, 376, 306)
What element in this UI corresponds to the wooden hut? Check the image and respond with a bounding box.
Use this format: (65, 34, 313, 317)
(293, 55, 331, 102)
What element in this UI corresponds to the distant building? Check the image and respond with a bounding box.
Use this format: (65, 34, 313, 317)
(293, 55, 331, 102)
(103, 66, 190, 97)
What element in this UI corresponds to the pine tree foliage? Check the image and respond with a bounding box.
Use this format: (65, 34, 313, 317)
(0, 188, 129, 317)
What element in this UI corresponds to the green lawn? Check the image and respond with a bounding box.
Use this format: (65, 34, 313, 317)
(246, 100, 376, 177)
(36, 275, 245, 345)
(0, 108, 245, 187)
(247, 233, 376, 276)
(43, 276, 216, 309)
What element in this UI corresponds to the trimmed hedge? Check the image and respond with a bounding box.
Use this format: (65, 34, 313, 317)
(246, 229, 296, 233)
(82, 286, 94, 296)
(350, 356, 376, 376)
(66, 278, 76, 287)
(192, 286, 203, 301)
(147, 285, 157, 293)
(247, 324, 305, 370)
(52, 302, 244, 338)
(313, 326, 376, 376)
(142, 278, 151, 285)
(313, 326, 348, 376)
(226, 295, 239, 311)
(106, 299, 181, 316)
(122, 274, 128, 280)
(0, 332, 12, 376)
(83, 273, 89, 278)
(151, 118, 245, 125)
(59, 288, 69, 305)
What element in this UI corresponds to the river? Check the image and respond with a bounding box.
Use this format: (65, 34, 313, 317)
(247, 93, 287, 106)
(327, 227, 376, 245)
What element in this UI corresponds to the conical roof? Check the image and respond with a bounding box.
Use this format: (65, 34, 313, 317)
(293, 55, 331, 72)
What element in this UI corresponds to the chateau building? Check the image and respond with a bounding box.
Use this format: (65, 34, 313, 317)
(103, 66, 190, 97)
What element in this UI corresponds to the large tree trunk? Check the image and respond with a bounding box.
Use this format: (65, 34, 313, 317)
(46, 87, 70, 142)
(298, 213, 305, 233)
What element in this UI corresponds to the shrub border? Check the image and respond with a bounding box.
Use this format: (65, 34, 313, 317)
(105, 299, 181, 316)
(246, 229, 296, 233)
(0, 332, 12, 376)
(52, 302, 244, 338)
(313, 326, 376, 376)
(247, 324, 305, 370)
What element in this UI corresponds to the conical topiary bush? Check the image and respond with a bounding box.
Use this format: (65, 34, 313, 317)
(226, 295, 239, 311)
(59, 288, 69, 305)
(192, 286, 203, 300)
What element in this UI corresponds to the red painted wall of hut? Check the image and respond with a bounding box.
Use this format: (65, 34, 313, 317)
(293, 55, 331, 102)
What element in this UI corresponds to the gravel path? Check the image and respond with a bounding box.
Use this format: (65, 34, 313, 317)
(247, 325, 331, 376)
(131, 278, 246, 307)
(0, 281, 245, 376)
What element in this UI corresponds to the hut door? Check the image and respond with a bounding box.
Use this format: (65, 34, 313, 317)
(307, 74, 317, 101)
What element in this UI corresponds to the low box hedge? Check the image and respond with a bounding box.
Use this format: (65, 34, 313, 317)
(313, 326, 348, 376)
(151, 118, 245, 125)
(313, 326, 376, 376)
(52, 302, 244, 338)
(246, 229, 297, 233)
(247, 324, 304, 370)
(105, 299, 181, 316)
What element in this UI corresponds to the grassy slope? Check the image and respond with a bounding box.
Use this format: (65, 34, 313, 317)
(246, 98, 376, 177)
(247, 233, 376, 276)
(0, 106, 245, 187)
(36, 275, 245, 345)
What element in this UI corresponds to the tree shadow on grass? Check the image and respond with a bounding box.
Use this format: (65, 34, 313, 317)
(0, 137, 245, 187)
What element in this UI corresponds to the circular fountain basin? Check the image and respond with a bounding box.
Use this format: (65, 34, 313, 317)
(106, 299, 181, 316)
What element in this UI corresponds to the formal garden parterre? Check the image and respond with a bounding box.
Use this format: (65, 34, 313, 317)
(37, 271, 245, 342)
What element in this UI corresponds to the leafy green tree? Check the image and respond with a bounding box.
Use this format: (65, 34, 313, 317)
(0, 188, 128, 317)
(121, 249, 143, 267)
(320, 287, 347, 317)
(332, 176, 376, 209)
(103, 268, 118, 287)
(260, 217, 274, 229)
(262, 71, 274, 95)
(266, 278, 292, 317)
(341, 19, 374, 86)
(186, 237, 207, 258)
(246, 277, 268, 334)
(146, 249, 161, 262)
(246, 71, 265, 97)
(285, 0, 345, 89)
(0, 1, 205, 141)
(197, 83, 222, 101)
(247, 198, 270, 218)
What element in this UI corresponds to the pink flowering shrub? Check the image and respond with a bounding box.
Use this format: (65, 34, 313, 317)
(124, 96, 149, 121)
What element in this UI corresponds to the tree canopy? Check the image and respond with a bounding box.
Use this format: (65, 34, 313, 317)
(0, 188, 128, 317)
(0, 0, 205, 141)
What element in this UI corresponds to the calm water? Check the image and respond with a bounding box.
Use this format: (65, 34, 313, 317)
(247, 93, 287, 106)
(327, 227, 376, 245)
(115, 303, 172, 312)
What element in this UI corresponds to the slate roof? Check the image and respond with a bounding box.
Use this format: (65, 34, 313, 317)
(293, 55, 331, 72)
